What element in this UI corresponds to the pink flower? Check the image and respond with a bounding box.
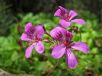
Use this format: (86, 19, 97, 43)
(21, 22, 45, 58)
(50, 27, 89, 68)
(54, 6, 86, 28)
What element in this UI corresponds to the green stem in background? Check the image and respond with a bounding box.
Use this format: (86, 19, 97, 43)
(44, 31, 56, 43)
(45, 31, 51, 37)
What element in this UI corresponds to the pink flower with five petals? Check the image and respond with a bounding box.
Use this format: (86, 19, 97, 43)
(21, 22, 45, 58)
(50, 27, 89, 68)
(54, 6, 86, 28)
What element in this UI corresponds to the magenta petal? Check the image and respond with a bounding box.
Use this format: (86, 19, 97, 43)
(25, 44, 34, 58)
(71, 19, 86, 24)
(54, 6, 67, 18)
(25, 22, 33, 32)
(21, 33, 31, 41)
(59, 19, 71, 28)
(50, 27, 66, 40)
(51, 44, 66, 59)
(72, 42, 89, 54)
(69, 10, 78, 20)
(59, 6, 67, 13)
(54, 9, 62, 17)
(35, 41, 44, 54)
(66, 49, 78, 68)
(35, 25, 44, 39)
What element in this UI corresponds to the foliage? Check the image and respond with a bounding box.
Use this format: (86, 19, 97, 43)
(0, 12, 102, 76)
(0, 0, 14, 36)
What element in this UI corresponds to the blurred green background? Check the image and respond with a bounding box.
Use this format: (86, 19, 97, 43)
(0, 0, 102, 76)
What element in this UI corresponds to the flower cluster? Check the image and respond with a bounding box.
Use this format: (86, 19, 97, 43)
(21, 6, 89, 69)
